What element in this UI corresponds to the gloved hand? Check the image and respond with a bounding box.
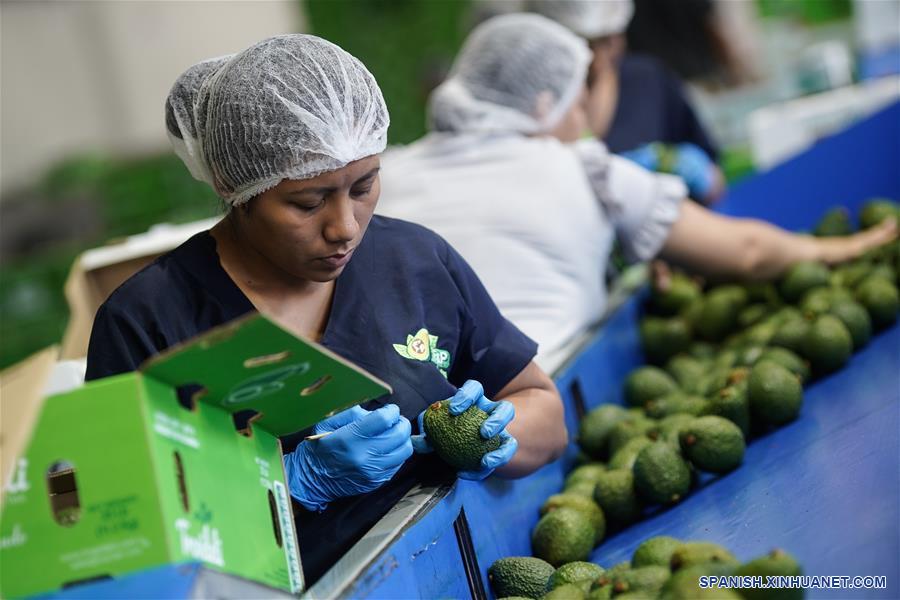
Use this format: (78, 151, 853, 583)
(284, 404, 413, 512)
(411, 380, 518, 481)
(621, 143, 716, 202)
(671, 143, 716, 201)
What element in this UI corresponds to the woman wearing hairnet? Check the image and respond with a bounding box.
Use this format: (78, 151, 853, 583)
(85, 35, 565, 583)
(528, 0, 726, 204)
(377, 14, 896, 369)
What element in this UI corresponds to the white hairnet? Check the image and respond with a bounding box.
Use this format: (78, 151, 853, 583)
(428, 13, 591, 135)
(166, 34, 389, 205)
(527, 0, 635, 39)
(165, 55, 232, 186)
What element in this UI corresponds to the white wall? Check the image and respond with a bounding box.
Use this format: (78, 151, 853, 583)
(0, 0, 304, 196)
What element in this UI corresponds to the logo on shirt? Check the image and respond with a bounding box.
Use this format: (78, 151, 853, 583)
(393, 328, 450, 378)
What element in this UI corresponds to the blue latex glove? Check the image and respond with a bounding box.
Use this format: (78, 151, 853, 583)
(672, 143, 715, 200)
(411, 380, 518, 481)
(283, 404, 413, 512)
(620, 143, 661, 172)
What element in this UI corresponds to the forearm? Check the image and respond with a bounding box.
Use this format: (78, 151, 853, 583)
(494, 369, 567, 478)
(660, 201, 897, 281)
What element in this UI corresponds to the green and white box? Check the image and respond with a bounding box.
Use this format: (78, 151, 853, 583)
(0, 314, 390, 598)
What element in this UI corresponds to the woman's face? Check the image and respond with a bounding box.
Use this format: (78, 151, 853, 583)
(232, 155, 381, 282)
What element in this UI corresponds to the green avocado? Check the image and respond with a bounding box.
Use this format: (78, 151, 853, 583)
(733, 549, 803, 600)
(665, 355, 708, 393)
(607, 417, 658, 456)
(856, 277, 899, 329)
(564, 464, 607, 490)
(827, 300, 872, 350)
(532, 508, 595, 567)
(747, 361, 803, 426)
(632, 536, 682, 568)
(656, 414, 697, 447)
(578, 404, 630, 460)
(705, 382, 751, 438)
(609, 436, 654, 471)
(737, 303, 769, 329)
(694, 288, 745, 342)
(632, 443, 692, 505)
(769, 318, 810, 354)
(652, 274, 702, 316)
(659, 562, 740, 599)
(489, 556, 556, 599)
(859, 198, 899, 229)
(541, 583, 586, 600)
(608, 566, 670, 596)
(780, 261, 830, 304)
(814, 207, 852, 236)
(422, 400, 501, 471)
(624, 366, 679, 407)
(670, 542, 738, 571)
(802, 314, 853, 374)
(679, 416, 745, 473)
(645, 392, 709, 419)
(640, 317, 692, 364)
(593, 469, 643, 525)
(546, 562, 605, 592)
(756, 347, 810, 383)
(541, 494, 606, 546)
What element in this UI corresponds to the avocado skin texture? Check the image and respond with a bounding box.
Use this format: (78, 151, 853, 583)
(640, 317, 692, 364)
(652, 274, 702, 316)
(532, 508, 595, 567)
(802, 314, 853, 374)
(608, 566, 670, 596)
(609, 437, 653, 471)
(670, 542, 738, 571)
(593, 469, 643, 525)
(747, 362, 803, 426)
(694, 288, 745, 342)
(733, 549, 803, 600)
(827, 300, 872, 350)
(657, 414, 697, 447)
(607, 417, 658, 455)
(632, 443, 692, 505)
(680, 416, 745, 473)
(756, 348, 811, 383)
(624, 366, 678, 407)
(423, 400, 501, 471)
(856, 277, 899, 329)
(578, 404, 629, 459)
(489, 556, 555, 599)
(564, 464, 607, 489)
(779, 261, 830, 304)
(706, 382, 752, 438)
(859, 198, 900, 229)
(769, 318, 810, 354)
(632, 536, 682, 568)
(546, 562, 605, 592)
(814, 207, 852, 236)
(541, 583, 587, 599)
(541, 494, 607, 545)
(644, 393, 709, 419)
(659, 562, 740, 599)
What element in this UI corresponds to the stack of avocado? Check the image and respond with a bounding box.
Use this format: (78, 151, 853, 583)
(489, 536, 803, 599)
(543, 199, 899, 555)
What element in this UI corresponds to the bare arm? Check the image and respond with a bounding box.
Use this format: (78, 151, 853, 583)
(493, 361, 567, 478)
(659, 201, 897, 281)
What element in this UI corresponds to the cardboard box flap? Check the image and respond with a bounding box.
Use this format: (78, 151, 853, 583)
(140, 313, 392, 436)
(1, 346, 59, 506)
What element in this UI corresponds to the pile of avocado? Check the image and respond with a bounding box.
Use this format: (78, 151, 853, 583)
(524, 201, 898, 568)
(490, 537, 803, 599)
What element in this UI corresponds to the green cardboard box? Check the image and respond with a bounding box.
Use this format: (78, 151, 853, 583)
(0, 313, 391, 598)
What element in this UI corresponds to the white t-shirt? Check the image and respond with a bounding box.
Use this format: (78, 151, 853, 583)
(377, 132, 685, 366)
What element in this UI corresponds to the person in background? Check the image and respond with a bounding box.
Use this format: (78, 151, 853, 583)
(377, 14, 896, 369)
(528, 0, 725, 204)
(86, 34, 565, 585)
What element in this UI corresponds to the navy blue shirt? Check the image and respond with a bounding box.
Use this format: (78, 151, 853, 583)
(86, 215, 537, 584)
(605, 54, 719, 161)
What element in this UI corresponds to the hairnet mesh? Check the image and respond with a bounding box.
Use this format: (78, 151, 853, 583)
(428, 13, 591, 135)
(527, 0, 635, 39)
(166, 34, 389, 205)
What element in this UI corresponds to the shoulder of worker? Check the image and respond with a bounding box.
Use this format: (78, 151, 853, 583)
(98, 230, 216, 318)
(363, 214, 454, 264)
